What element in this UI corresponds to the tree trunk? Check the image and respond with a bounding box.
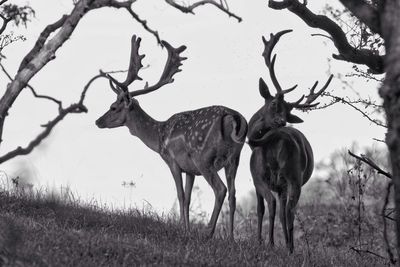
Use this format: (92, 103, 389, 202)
(380, 0, 400, 261)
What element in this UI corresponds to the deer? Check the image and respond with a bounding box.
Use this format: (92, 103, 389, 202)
(247, 29, 333, 253)
(95, 35, 248, 239)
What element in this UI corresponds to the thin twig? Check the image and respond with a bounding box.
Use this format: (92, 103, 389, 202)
(349, 246, 388, 261)
(165, 0, 242, 22)
(0, 63, 62, 109)
(318, 92, 387, 128)
(348, 150, 392, 179)
(311, 33, 333, 41)
(125, 8, 161, 45)
(373, 138, 385, 144)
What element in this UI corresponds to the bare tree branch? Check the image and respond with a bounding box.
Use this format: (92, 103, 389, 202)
(125, 8, 161, 45)
(346, 65, 384, 83)
(373, 137, 386, 144)
(311, 33, 333, 41)
(316, 91, 387, 128)
(268, 0, 384, 74)
(18, 15, 68, 72)
(0, 71, 110, 164)
(0, 103, 87, 164)
(165, 0, 242, 22)
(0, 63, 62, 109)
(348, 150, 392, 179)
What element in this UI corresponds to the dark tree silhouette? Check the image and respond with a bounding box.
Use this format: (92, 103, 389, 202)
(267, 0, 400, 261)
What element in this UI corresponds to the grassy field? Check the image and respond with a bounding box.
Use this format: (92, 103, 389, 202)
(0, 185, 392, 267)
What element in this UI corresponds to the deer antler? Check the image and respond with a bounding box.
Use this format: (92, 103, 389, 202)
(288, 74, 333, 109)
(262, 29, 294, 94)
(129, 40, 187, 97)
(105, 35, 145, 96)
(262, 29, 333, 110)
(103, 35, 186, 101)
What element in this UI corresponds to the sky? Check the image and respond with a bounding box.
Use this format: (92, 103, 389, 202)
(0, 0, 386, 214)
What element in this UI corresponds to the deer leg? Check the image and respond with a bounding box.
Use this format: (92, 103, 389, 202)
(278, 192, 289, 246)
(183, 173, 195, 231)
(286, 183, 301, 253)
(169, 164, 185, 224)
(256, 191, 265, 243)
(201, 170, 227, 238)
(266, 191, 276, 247)
(224, 158, 239, 239)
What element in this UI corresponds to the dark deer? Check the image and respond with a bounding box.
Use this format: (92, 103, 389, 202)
(248, 29, 333, 252)
(96, 35, 247, 238)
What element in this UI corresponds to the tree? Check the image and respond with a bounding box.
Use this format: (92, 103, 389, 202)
(267, 0, 400, 261)
(0, 0, 241, 164)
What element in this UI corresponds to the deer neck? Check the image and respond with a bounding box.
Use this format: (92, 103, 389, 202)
(125, 103, 163, 153)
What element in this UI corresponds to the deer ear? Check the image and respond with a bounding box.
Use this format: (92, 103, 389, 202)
(259, 78, 272, 100)
(287, 113, 303, 123)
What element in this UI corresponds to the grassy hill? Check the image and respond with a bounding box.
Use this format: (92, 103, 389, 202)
(0, 187, 391, 267)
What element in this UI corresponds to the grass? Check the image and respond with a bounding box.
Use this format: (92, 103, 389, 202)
(0, 186, 391, 267)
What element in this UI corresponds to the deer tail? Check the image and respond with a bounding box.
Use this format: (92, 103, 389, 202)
(223, 114, 248, 144)
(247, 128, 292, 147)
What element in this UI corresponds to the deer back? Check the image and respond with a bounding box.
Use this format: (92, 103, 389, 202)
(250, 126, 313, 187)
(161, 106, 247, 154)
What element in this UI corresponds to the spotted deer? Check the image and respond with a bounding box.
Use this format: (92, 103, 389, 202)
(95, 35, 248, 238)
(247, 30, 333, 252)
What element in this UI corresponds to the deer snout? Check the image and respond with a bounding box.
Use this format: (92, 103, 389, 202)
(95, 118, 105, 128)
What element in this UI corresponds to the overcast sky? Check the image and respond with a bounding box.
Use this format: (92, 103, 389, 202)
(0, 0, 386, 213)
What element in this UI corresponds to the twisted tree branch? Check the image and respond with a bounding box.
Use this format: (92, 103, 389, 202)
(268, 0, 384, 74)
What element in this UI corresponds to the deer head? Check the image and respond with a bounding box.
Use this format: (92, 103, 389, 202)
(95, 35, 187, 129)
(248, 29, 333, 142)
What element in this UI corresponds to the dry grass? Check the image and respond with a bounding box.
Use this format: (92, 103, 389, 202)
(0, 185, 390, 267)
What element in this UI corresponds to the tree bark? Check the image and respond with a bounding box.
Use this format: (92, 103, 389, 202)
(379, 0, 400, 261)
